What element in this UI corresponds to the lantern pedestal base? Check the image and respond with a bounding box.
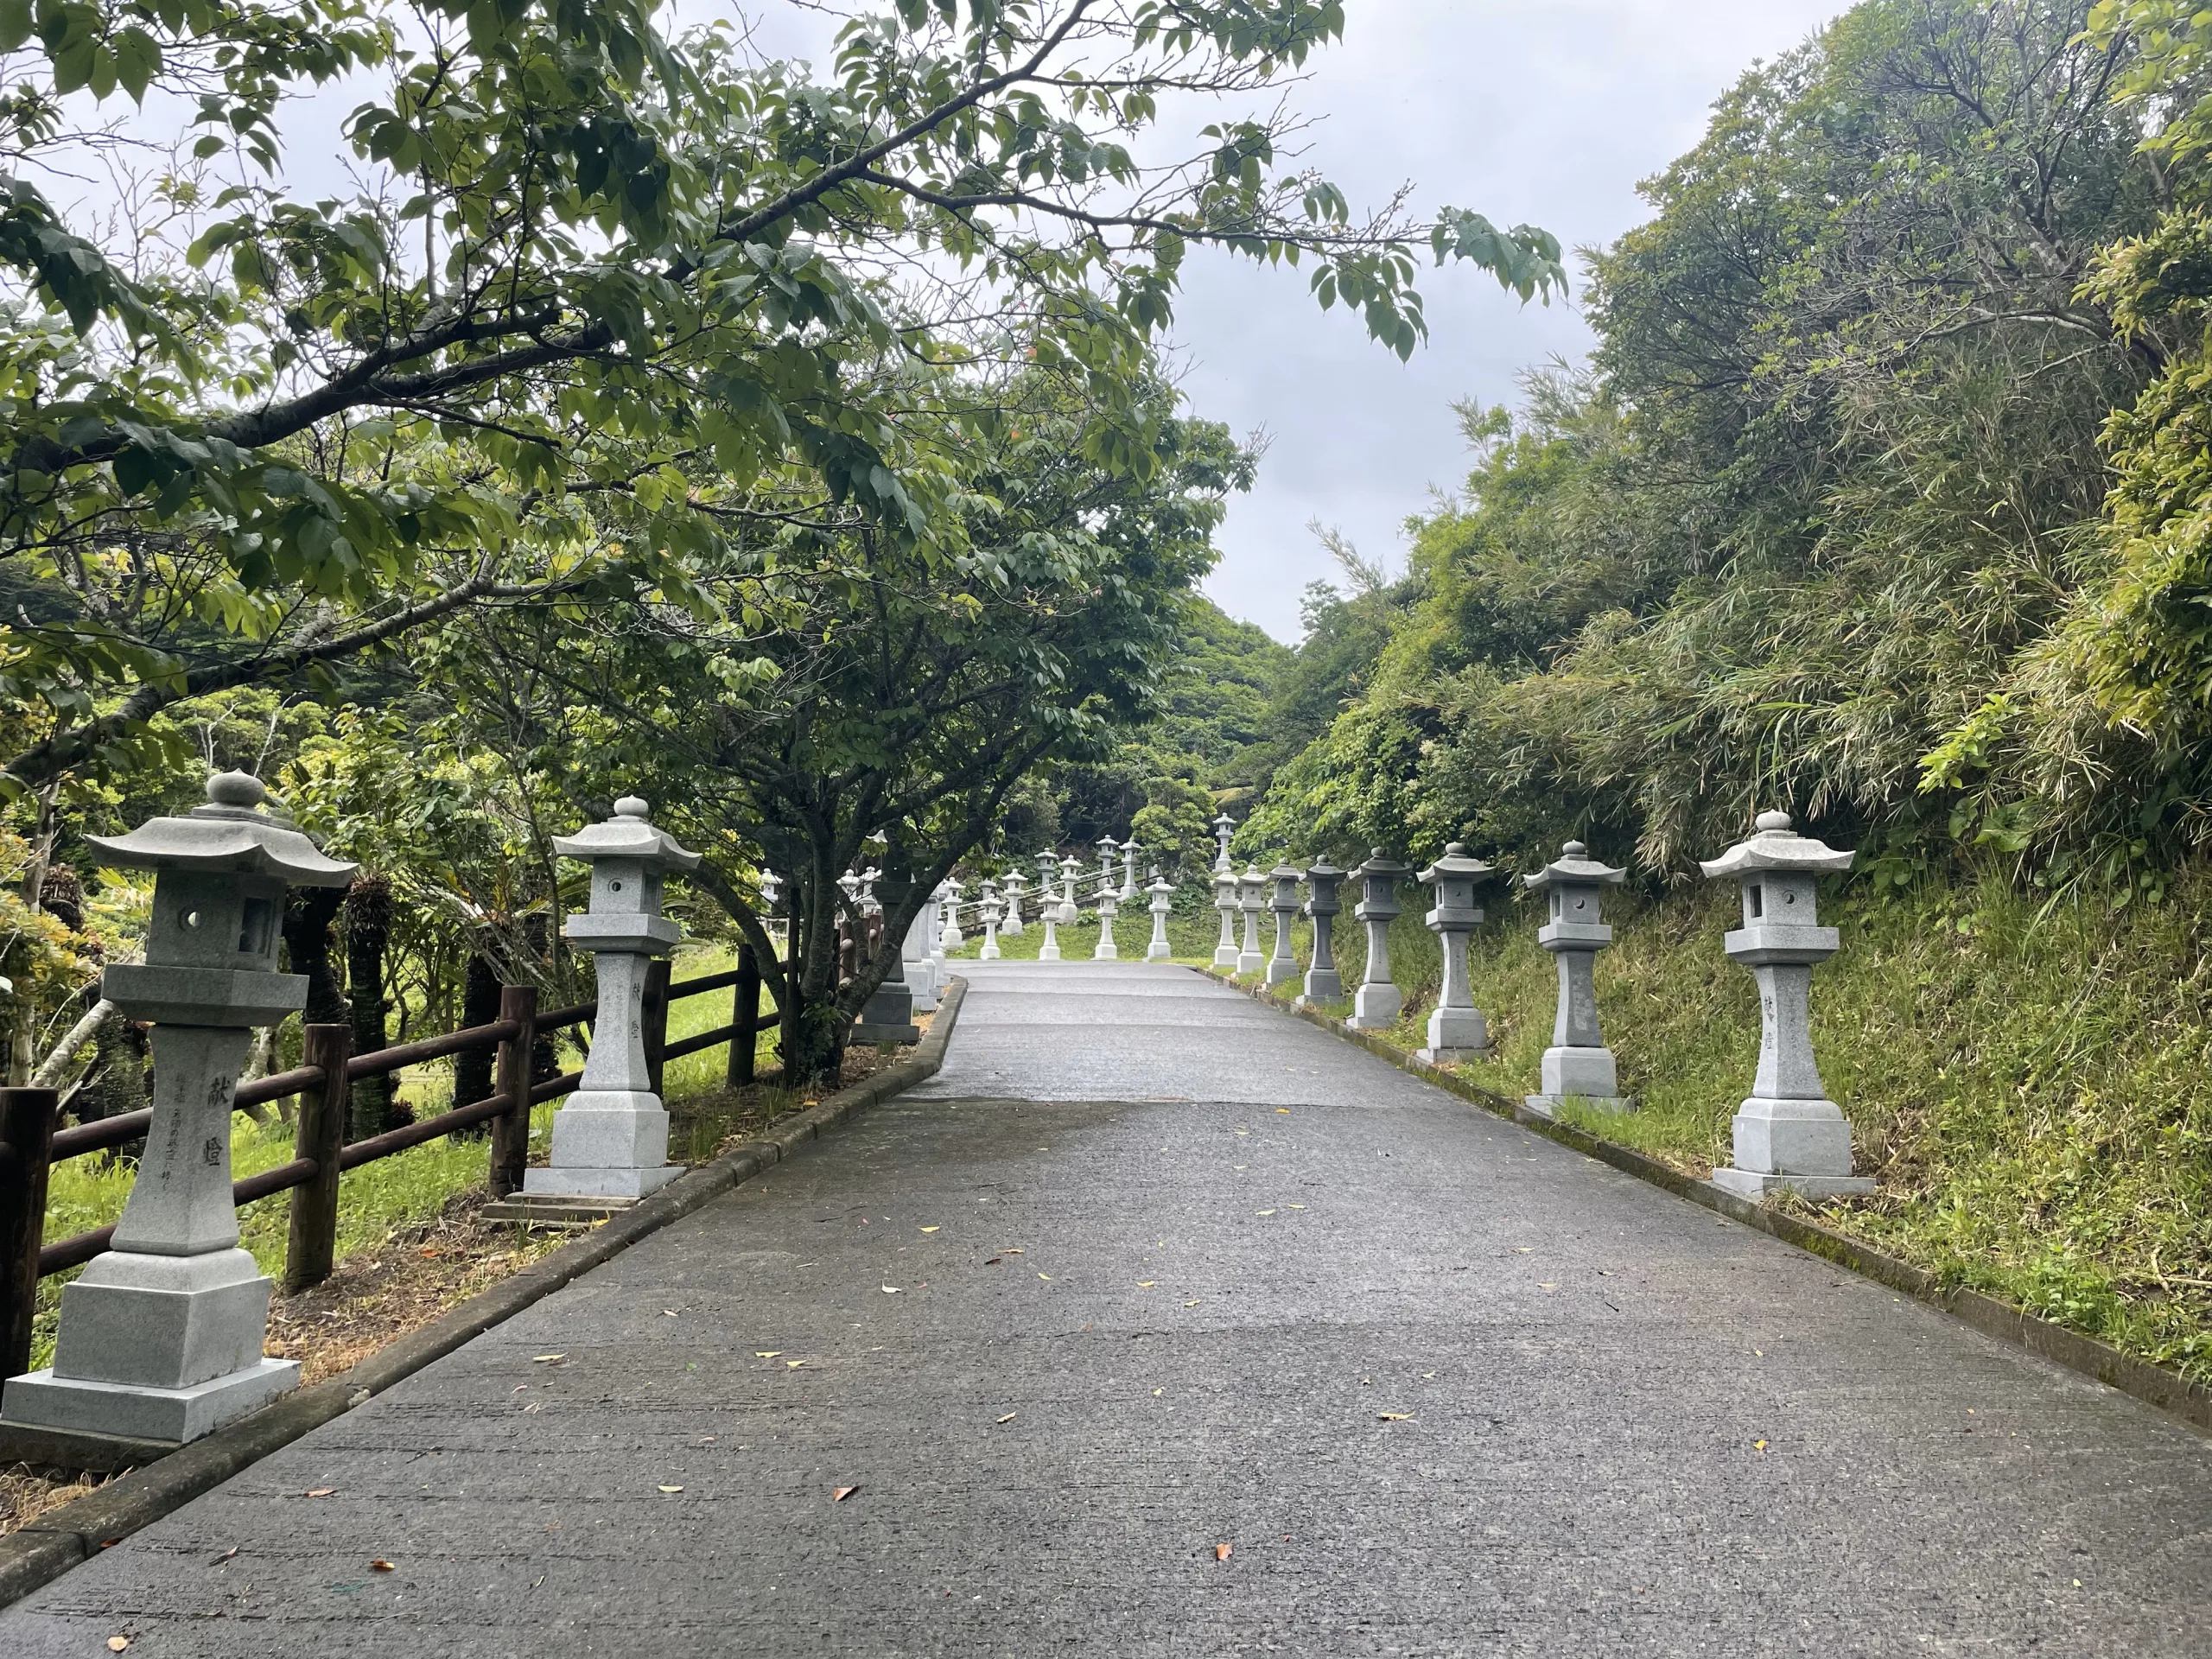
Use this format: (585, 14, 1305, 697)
(525, 1090, 680, 1200)
(1265, 959, 1299, 988)
(1726, 1095, 1862, 1179)
(1211, 944, 1238, 968)
(1421, 1005, 1489, 1063)
(852, 1021, 921, 1045)
(1294, 971, 1344, 1007)
(1710, 1166, 1876, 1200)
(1147, 940, 1174, 961)
(1235, 950, 1264, 976)
(1346, 984, 1402, 1031)
(1541, 1044, 1619, 1101)
(2, 1358, 297, 1447)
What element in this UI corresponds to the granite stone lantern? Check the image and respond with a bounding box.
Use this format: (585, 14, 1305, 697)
(1120, 837, 1141, 901)
(978, 881, 1003, 960)
(1415, 843, 1493, 1064)
(2, 772, 355, 1446)
(525, 798, 700, 1203)
(1699, 811, 1873, 1199)
(1094, 886, 1121, 960)
(1346, 850, 1412, 1031)
(1236, 865, 1268, 976)
(1096, 835, 1120, 900)
(1001, 870, 1027, 938)
(1297, 858, 1345, 1007)
(1146, 868, 1176, 960)
(854, 882, 919, 1046)
(903, 895, 940, 1014)
(1036, 853, 1058, 920)
(1211, 812, 1236, 874)
(1266, 862, 1305, 989)
(1038, 884, 1065, 961)
(1211, 868, 1241, 968)
(1520, 842, 1628, 1116)
(1058, 855, 1082, 924)
(938, 880, 965, 953)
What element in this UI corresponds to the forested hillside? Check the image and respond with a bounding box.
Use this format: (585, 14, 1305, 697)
(1243, 0, 2212, 906)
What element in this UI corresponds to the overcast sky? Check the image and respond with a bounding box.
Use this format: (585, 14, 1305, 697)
(1161, 0, 1847, 640)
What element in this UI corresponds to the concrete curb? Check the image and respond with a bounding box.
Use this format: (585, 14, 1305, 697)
(0, 979, 969, 1611)
(1198, 965, 2212, 1438)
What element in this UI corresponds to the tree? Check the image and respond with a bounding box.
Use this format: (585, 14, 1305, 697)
(0, 0, 1562, 803)
(415, 366, 1244, 1083)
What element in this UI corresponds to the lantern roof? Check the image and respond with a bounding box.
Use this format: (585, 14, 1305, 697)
(1268, 861, 1305, 882)
(1698, 811, 1853, 880)
(1305, 856, 1345, 880)
(86, 771, 355, 887)
(1522, 840, 1627, 893)
(1417, 842, 1492, 885)
(552, 797, 701, 873)
(1354, 848, 1411, 877)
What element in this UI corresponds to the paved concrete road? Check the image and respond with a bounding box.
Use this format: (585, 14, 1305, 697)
(6, 962, 2209, 1656)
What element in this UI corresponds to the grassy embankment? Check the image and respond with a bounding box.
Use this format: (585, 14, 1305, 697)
(30, 945, 779, 1370)
(957, 873, 2212, 1383)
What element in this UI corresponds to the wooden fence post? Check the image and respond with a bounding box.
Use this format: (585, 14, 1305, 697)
(490, 984, 537, 1199)
(643, 958, 671, 1097)
(284, 1024, 353, 1293)
(728, 944, 761, 1087)
(0, 1087, 58, 1380)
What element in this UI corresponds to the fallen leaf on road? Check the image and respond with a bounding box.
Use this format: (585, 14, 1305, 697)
(1001, 1248, 1024, 1255)
(786, 1359, 807, 1369)
(1514, 1248, 1532, 1255)
(1287, 1205, 1306, 1210)
(833, 1484, 860, 1502)
(663, 1309, 678, 1317)
(1136, 1281, 1156, 1287)
(995, 1412, 1017, 1424)
(920, 1226, 939, 1233)
(417, 1247, 439, 1258)
(370, 1560, 396, 1573)
(1538, 1282, 1557, 1290)
(1256, 1210, 1275, 1217)
(1378, 1413, 1414, 1422)
(1276, 1109, 1291, 1115)
(882, 1285, 902, 1294)
(1038, 1273, 1051, 1281)
(1182, 1300, 1200, 1307)
(1214, 1543, 1232, 1562)
(984, 1256, 1001, 1265)
(532, 1354, 565, 1363)
(1753, 1440, 1769, 1452)
(658, 1485, 684, 1494)
(1154, 1389, 1164, 1396)
(305, 1488, 335, 1498)
(211, 1547, 238, 1565)
(107, 1638, 130, 1652)
(756, 1351, 781, 1358)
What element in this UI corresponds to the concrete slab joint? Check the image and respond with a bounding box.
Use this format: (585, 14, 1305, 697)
(1698, 811, 1874, 1199)
(3, 770, 355, 1448)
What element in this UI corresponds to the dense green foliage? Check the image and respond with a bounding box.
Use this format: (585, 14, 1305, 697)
(1243, 0, 2212, 902)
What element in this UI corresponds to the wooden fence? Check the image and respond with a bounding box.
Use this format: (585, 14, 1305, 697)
(0, 945, 770, 1379)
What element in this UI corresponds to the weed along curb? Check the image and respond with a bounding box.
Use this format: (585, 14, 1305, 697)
(0, 980, 969, 1611)
(1198, 965, 2212, 1438)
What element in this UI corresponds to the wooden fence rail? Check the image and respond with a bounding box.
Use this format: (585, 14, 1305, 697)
(0, 966, 772, 1378)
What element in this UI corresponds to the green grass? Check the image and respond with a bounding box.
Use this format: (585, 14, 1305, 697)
(1218, 872, 2212, 1382)
(31, 944, 779, 1371)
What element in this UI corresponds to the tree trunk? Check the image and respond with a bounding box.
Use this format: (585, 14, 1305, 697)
(345, 874, 397, 1140)
(451, 938, 501, 1136)
(283, 885, 351, 1026)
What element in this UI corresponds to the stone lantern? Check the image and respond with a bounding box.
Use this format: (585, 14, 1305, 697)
(1035, 852, 1058, 918)
(1698, 811, 1873, 1199)
(1096, 835, 1120, 899)
(525, 797, 700, 1202)
(1146, 868, 1176, 960)
(1266, 862, 1305, 989)
(1415, 843, 1493, 1063)
(938, 880, 965, 952)
(1038, 872, 1065, 960)
(1094, 885, 1121, 960)
(902, 894, 939, 1013)
(3, 772, 355, 1446)
(1346, 850, 1411, 1031)
(854, 880, 919, 1046)
(1297, 858, 1346, 1007)
(1521, 842, 1628, 1116)
(1057, 854, 1082, 924)
(1001, 870, 1027, 938)
(1120, 836, 1141, 901)
(1236, 865, 1268, 976)
(1211, 812, 1236, 874)
(1211, 868, 1240, 968)
(977, 880, 1003, 960)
